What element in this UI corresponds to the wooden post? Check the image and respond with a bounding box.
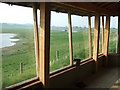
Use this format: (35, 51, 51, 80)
(33, 3, 40, 76)
(39, 2, 50, 88)
(117, 15, 120, 54)
(20, 62, 23, 74)
(56, 50, 59, 61)
(88, 16, 93, 58)
(102, 16, 105, 53)
(68, 12, 73, 65)
(103, 16, 110, 66)
(93, 15, 100, 72)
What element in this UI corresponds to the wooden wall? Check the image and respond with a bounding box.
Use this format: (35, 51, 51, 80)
(50, 56, 105, 88)
(108, 54, 120, 67)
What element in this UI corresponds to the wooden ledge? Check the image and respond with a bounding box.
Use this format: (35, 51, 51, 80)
(3, 77, 40, 90)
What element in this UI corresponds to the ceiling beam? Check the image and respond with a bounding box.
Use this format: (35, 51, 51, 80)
(55, 2, 119, 15)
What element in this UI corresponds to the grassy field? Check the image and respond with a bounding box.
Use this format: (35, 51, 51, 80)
(2, 25, 36, 88)
(1, 24, 118, 88)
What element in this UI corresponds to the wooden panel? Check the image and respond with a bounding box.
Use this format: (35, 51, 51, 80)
(103, 16, 110, 65)
(102, 16, 105, 53)
(68, 12, 73, 65)
(93, 15, 100, 72)
(39, 2, 50, 88)
(33, 3, 40, 76)
(88, 16, 93, 58)
(117, 15, 120, 54)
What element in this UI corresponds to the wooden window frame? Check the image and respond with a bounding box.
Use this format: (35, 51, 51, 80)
(68, 11, 73, 65)
(88, 16, 93, 58)
(103, 15, 110, 66)
(93, 15, 100, 72)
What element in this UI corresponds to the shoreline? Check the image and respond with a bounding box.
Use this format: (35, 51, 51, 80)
(0, 33, 19, 49)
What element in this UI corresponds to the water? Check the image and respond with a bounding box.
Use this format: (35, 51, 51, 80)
(0, 33, 19, 48)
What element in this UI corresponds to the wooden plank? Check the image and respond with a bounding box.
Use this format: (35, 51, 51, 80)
(88, 16, 93, 58)
(102, 16, 105, 53)
(117, 15, 120, 54)
(93, 15, 100, 72)
(103, 16, 110, 66)
(33, 3, 40, 77)
(39, 2, 50, 88)
(68, 12, 73, 65)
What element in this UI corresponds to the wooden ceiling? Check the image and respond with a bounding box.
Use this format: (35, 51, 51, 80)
(2, 2, 120, 16)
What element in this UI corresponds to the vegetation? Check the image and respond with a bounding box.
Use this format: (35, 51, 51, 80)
(1, 23, 118, 88)
(109, 28, 118, 53)
(2, 24, 36, 88)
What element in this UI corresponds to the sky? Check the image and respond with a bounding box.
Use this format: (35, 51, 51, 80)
(0, 2, 118, 28)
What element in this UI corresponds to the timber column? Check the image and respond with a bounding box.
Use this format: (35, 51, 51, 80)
(93, 15, 100, 72)
(103, 16, 110, 66)
(39, 2, 51, 88)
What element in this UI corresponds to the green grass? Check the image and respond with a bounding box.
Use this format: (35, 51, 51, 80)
(2, 26, 36, 88)
(1, 25, 118, 88)
(108, 30, 117, 53)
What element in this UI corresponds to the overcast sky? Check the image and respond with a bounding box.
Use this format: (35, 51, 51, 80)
(0, 2, 118, 28)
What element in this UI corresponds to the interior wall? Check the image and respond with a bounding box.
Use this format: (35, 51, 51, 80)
(50, 56, 105, 88)
(108, 54, 120, 67)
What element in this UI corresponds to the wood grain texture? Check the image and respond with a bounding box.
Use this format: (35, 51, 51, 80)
(33, 3, 40, 77)
(88, 16, 93, 58)
(93, 15, 100, 72)
(103, 16, 110, 66)
(39, 2, 50, 88)
(68, 12, 73, 65)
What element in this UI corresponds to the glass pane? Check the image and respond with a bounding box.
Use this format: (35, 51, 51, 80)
(72, 15, 89, 60)
(91, 16, 95, 57)
(99, 17, 102, 54)
(1, 4, 37, 88)
(50, 11, 70, 72)
(109, 16, 118, 53)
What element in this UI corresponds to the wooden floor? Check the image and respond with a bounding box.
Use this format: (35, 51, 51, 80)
(73, 67, 120, 89)
(85, 67, 120, 89)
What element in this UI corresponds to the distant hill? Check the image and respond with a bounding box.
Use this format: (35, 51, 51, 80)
(1, 23, 34, 29)
(0, 23, 117, 31)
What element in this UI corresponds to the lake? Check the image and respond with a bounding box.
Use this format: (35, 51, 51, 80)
(0, 33, 19, 48)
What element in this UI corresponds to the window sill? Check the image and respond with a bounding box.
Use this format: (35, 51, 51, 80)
(50, 58, 94, 78)
(50, 54, 105, 78)
(3, 77, 40, 90)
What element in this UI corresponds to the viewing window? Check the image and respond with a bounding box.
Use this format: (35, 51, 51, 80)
(1, 3, 37, 88)
(91, 16, 95, 57)
(50, 11, 70, 72)
(71, 15, 89, 60)
(109, 16, 118, 53)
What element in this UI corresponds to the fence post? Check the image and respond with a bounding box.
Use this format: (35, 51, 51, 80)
(56, 50, 59, 61)
(20, 62, 23, 74)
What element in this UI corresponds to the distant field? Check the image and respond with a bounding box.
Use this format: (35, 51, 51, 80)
(2, 25, 36, 88)
(1, 24, 117, 88)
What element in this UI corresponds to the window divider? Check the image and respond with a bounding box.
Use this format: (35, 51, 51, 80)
(88, 16, 93, 58)
(93, 15, 100, 72)
(33, 3, 40, 77)
(39, 2, 51, 88)
(68, 11, 73, 65)
(103, 15, 110, 66)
